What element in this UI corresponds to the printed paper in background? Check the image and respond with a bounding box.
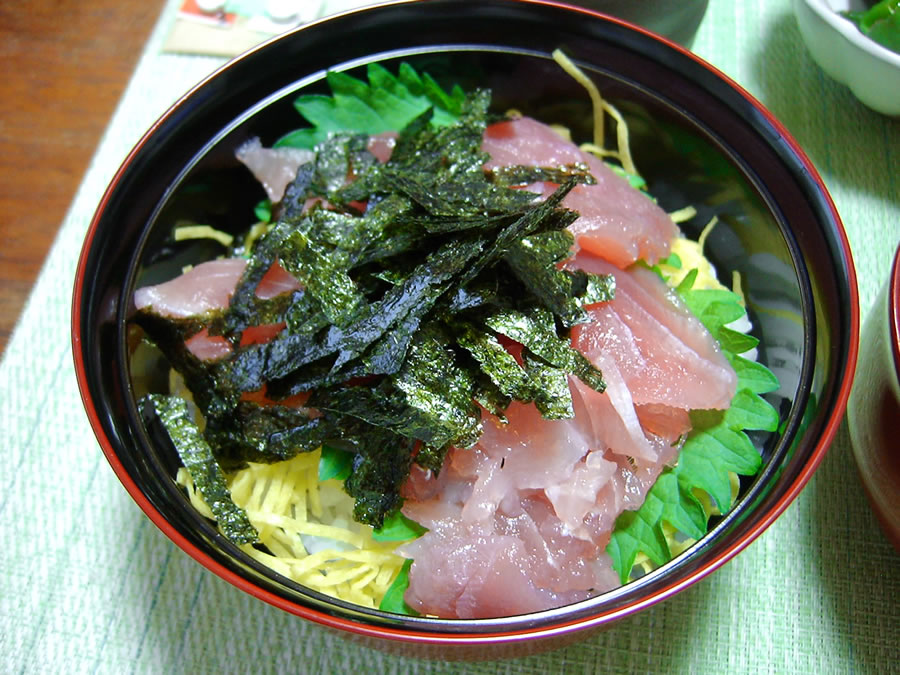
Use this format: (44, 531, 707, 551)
(163, 0, 384, 56)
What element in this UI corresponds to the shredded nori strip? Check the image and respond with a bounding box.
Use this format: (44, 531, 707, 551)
(343, 430, 415, 527)
(454, 321, 533, 401)
(203, 401, 331, 469)
(133, 313, 241, 418)
(135, 84, 616, 528)
(489, 162, 596, 188)
(483, 307, 607, 400)
(143, 394, 258, 544)
(218, 217, 296, 337)
(307, 322, 482, 455)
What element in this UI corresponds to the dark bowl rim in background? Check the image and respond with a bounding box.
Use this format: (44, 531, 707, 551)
(71, 0, 860, 649)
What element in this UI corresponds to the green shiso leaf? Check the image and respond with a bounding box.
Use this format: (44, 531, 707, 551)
(606, 472, 707, 574)
(716, 326, 759, 355)
(373, 511, 429, 542)
(254, 199, 272, 224)
(608, 162, 647, 190)
(607, 271, 779, 584)
(275, 62, 463, 150)
(728, 353, 781, 395)
(675, 421, 761, 512)
(606, 488, 672, 569)
(677, 285, 746, 336)
(318, 443, 354, 481)
(723, 389, 780, 433)
(378, 558, 420, 616)
(659, 252, 681, 270)
(142, 394, 258, 545)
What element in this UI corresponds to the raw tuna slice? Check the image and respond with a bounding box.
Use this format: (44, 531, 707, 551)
(569, 253, 737, 411)
(462, 402, 593, 518)
(184, 328, 232, 361)
(255, 260, 303, 300)
(569, 358, 660, 462)
(402, 485, 615, 617)
(135, 258, 301, 360)
(481, 116, 679, 267)
(400, 513, 598, 619)
(366, 131, 397, 164)
(235, 137, 315, 203)
(134, 258, 302, 318)
(400, 391, 671, 619)
(585, 440, 681, 535)
(636, 403, 692, 443)
(134, 258, 248, 319)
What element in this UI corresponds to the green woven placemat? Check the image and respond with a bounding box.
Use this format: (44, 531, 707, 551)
(2, 1, 897, 672)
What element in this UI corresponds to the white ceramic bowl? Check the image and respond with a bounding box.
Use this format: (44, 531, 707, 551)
(794, 0, 900, 116)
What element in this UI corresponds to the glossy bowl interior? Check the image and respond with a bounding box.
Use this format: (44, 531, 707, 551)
(72, 0, 859, 652)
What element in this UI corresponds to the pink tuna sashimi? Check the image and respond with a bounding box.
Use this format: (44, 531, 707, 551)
(636, 403, 692, 443)
(569, 253, 737, 411)
(460, 402, 593, 519)
(400, 513, 600, 619)
(184, 328, 232, 361)
(402, 470, 618, 618)
(134, 258, 248, 319)
(366, 131, 398, 164)
(134, 258, 302, 318)
(400, 395, 669, 619)
(235, 137, 315, 203)
(255, 260, 303, 300)
(569, 357, 663, 463)
(482, 117, 678, 268)
(184, 321, 289, 363)
(402, 495, 621, 619)
(134, 258, 301, 360)
(406, 401, 602, 531)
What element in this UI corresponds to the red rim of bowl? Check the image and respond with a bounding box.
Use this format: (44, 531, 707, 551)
(71, 0, 860, 645)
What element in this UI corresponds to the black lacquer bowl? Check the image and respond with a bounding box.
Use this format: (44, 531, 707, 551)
(72, 0, 858, 657)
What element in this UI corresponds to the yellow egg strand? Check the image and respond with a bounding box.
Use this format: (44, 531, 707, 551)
(176, 450, 408, 608)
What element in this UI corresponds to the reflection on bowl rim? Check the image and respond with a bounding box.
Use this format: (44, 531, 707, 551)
(71, 0, 860, 648)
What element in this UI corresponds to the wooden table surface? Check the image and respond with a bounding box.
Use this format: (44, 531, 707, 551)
(0, 0, 166, 354)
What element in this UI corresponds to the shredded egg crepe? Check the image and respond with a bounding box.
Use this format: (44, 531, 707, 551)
(177, 452, 409, 607)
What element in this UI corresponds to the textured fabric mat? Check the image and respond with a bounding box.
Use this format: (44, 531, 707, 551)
(2, 0, 898, 672)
